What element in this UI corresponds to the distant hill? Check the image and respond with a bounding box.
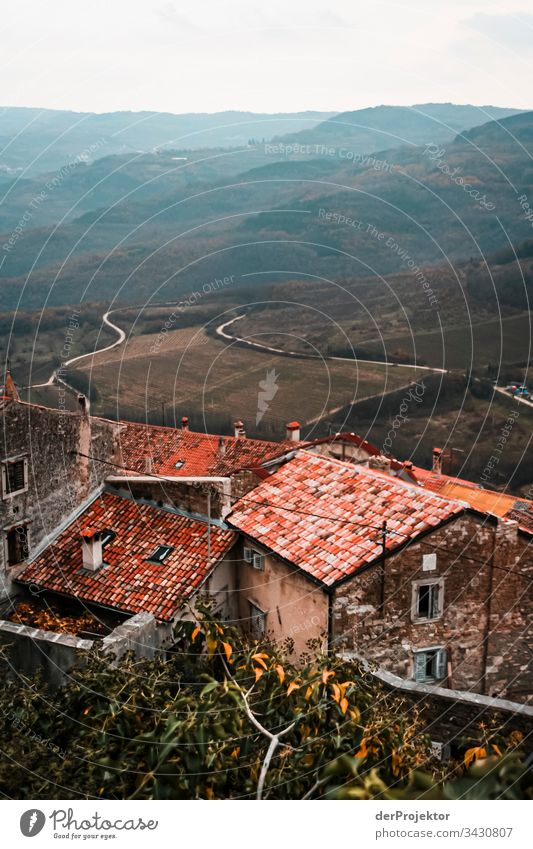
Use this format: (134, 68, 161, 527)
(0, 107, 336, 175)
(274, 103, 525, 153)
(454, 109, 533, 149)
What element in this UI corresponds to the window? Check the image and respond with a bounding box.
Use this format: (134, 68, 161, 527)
(249, 602, 266, 637)
(101, 530, 116, 547)
(174, 459, 185, 469)
(414, 648, 447, 683)
(422, 553, 437, 572)
(243, 546, 264, 570)
(412, 579, 443, 621)
(5, 524, 29, 566)
(1, 458, 28, 499)
(147, 545, 173, 564)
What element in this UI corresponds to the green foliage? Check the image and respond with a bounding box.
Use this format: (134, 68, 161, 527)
(0, 610, 528, 800)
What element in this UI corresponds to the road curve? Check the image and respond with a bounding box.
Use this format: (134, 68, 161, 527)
(216, 314, 447, 374)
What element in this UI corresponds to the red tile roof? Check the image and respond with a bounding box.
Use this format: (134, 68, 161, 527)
(17, 491, 236, 621)
(228, 452, 463, 586)
(116, 422, 298, 478)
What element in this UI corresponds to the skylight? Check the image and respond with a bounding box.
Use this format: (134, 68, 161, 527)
(147, 545, 174, 564)
(174, 459, 186, 469)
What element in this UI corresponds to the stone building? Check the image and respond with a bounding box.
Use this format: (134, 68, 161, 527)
(0, 390, 119, 598)
(228, 451, 533, 702)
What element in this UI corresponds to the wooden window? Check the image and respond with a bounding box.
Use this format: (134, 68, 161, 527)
(414, 648, 447, 682)
(252, 551, 264, 571)
(243, 546, 253, 563)
(5, 524, 29, 566)
(1, 458, 28, 498)
(412, 579, 443, 621)
(249, 602, 266, 637)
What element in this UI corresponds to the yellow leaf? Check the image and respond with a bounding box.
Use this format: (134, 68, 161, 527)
(206, 636, 218, 659)
(231, 746, 240, 759)
(305, 685, 314, 700)
(275, 665, 285, 683)
(340, 697, 349, 715)
(215, 624, 224, 635)
(254, 667, 264, 682)
(331, 683, 341, 703)
(191, 626, 201, 642)
(222, 642, 233, 663)
(287, 682, 300, 696)
(355, 737, 369, 758)
(464, 746, 487, 768)
(322, 669, 335, 684)
(252, 654, 268, 670)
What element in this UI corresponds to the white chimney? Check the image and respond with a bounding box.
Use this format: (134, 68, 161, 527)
(81, 529, 103, 571)
(218, 436, 226, 456)
(234, 420, 245, 438)
(286, 421, 301, 442)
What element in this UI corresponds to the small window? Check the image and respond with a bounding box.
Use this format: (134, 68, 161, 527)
(412, 580, 442, 622)
(243, 546, 252, 563)
(422, 553, 437, 572)
(252, 551, 264, 571)
(414, 648, 447, 683)
(174, 459, 185, 469)
(250, 602, 266, 637)
(5, 524, 29, 566)
(101, 530, 116, 547)
(147, 545, 173, 564)
(2, 458, 28, 499)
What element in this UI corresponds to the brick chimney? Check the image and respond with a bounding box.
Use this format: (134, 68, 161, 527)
(181, 416, 189, 431)
(234, 420, 245, 438)
(286, 421, 301, 442)
(144, 455, 152, 474)
(81, 528, 103, 571)
(432, 447, 443, 475)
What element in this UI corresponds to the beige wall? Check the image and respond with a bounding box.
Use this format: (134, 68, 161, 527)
(236, 539, 328, 656)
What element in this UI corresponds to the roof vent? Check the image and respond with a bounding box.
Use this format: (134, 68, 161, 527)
(218, 436, 226, 456)
(234, 420, 245, 438)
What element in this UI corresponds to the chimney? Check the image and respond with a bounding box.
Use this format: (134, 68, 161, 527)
(234, 420, 245, 438)
(4, 369, 19, 402)
(181, 416, 189, 431)
(432, 447, 443, 475)
(144, 455, 152, 474)
(78, 394, 90, 416)
(81, 528, 103, 571)
(218, 436, 226, 456)
(286, 421, 301, 442)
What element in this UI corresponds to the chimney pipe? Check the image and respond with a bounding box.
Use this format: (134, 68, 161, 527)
(181, 416, 189, 431)
(234, 420, 245, 438)
(286, 421, 301, 442)
(218, 436, 226, 456)
(81, 528, 103, 571)
(432, 447, 443, 475)
(78, 394, 89, 416)
(144, 455, 152, 474)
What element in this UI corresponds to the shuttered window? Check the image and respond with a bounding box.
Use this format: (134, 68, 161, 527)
(413, 648, 447, 682)
(2, 458, 28, 498)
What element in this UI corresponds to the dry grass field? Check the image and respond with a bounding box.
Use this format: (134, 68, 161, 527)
(76, 324, 415, 435)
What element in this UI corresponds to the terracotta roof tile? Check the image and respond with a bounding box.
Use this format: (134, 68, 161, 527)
(17, 491, 236, 621)
(228, 452, 463, 587)
(116, 422, 298, 478)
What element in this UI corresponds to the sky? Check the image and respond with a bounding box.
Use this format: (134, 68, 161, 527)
(2, 0, 533, 114)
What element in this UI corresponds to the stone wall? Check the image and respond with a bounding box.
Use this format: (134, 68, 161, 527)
(0, 400, 119, 597)
(332, 513, 533, 702)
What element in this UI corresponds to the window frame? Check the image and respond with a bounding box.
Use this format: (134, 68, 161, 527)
(413, 647, 447, 683)
(243, 544, 264, 570)
(249, 601, 266, 638)
(1, 456, 29, 500)
(4, 523, 30, 567)
(411, 578, 444, 623)
(147, 544, 174, 564)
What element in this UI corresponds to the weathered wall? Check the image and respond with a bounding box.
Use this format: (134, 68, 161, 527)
(0, 619, 93, 690)
(106, 478, 231, 520)
(235, 539, 329, 656)
(0, 400, 118, 597)
(332, 514, 533, 702)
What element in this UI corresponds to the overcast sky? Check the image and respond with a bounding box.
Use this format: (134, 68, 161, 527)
(2, 0, 533, 114)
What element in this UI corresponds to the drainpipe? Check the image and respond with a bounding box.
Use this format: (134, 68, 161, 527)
(327, 588, 334, 657)
(480, 525, 497, 695)
(379, 521, 387, 615)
